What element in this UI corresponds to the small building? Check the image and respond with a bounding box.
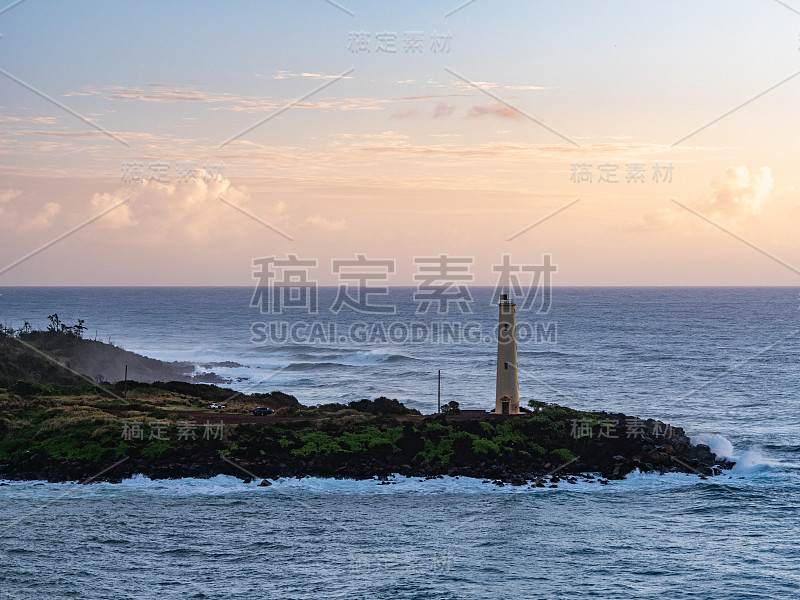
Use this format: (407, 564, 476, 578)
(459, 409, 490, 417)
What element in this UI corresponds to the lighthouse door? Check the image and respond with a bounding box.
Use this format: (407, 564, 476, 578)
(501, 399, 510, 414)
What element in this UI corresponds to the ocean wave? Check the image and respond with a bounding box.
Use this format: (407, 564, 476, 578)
(253, 343, 327, 354)
(691, 433, 735, 459)
(284, 361, 357, 372)
(732, 448, 779, 473)
(294, 351, 352, 361)
(354, 350, 418, 364)
(5, 467, 795, 498)
(517, 350, 569, 358)
(690, 433, 781, 473)
(282, 350, 417, 371)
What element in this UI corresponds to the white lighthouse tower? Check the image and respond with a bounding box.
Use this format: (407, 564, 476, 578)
(494, 293, 520, 414)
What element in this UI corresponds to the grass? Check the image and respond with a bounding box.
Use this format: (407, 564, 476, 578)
(0, 384, 593, 468)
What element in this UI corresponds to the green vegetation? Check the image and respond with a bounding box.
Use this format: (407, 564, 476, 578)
(551, 448, 577, 463)
(440, 400, 461, 415)
(0, 319, 596, 469)
(0, 380, 595, 468)
(0, 394, 123, 461)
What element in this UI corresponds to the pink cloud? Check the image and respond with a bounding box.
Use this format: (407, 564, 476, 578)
(468, 103, 523, 120)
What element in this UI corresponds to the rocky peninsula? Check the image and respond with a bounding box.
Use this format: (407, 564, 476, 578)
(0, 328, 734, 486)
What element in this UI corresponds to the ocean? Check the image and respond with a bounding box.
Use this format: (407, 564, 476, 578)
(1, 287, 799, 599)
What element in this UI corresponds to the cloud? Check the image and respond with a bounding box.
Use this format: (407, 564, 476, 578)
(433, 101, 455, 119)
(85, 177, 288, 244)
(388, 101, 456, 120)
(386, 100, 476, 121)
(91, 191, 138, 229)
(0, 188, 22, 218)
(0, 188, 22, 204)
(0, 189, 59, 229)
(31, 130, 165, 143)
(452, 81, 551, 92)
(631, 166, 775, 232)
(467, 103, 523, 120)
(64, 84, 235, 103)
(302, 214, 346, 231)
(270, 71, 354, 80)
(697, 166, 773, 219)
(390, 108, 423, 120)
(391, 94, 466, 102)
(0, 114, 58, 124)
(336, 131, 410, 143)
(62, 83, 468, 117)
(20, 202, 60, 231)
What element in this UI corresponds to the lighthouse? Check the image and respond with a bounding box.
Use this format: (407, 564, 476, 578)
(495, 293, 520, 414)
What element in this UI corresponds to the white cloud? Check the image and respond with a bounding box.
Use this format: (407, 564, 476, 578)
(452, 80, 551, 91)
(0, 114, 58, 124)
(302, 214, 346, 232)
(697, 166, 773, 220)
(88, 177, 287, 243)
(271, 71, 354, 81)
(0, 188, 22, 204)
(64, 84, 235, 103)
(631, 166, 776, 232)
(91, 191, 138, 229)
(0, 189, 56, 230)
(20, 202, 61, 231)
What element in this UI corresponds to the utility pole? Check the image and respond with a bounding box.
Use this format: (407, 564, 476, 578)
(123, 365, 128, 400)
(437, 369, 441, 413)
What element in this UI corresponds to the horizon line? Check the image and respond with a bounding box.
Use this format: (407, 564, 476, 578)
(1, 285, 799, 289)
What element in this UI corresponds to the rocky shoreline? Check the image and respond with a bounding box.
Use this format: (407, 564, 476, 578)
(0, 412, 733, 485)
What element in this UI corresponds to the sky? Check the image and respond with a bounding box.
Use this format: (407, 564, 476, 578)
(1, 0, 799, 286)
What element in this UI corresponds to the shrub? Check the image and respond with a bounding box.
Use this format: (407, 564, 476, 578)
(440, 400, 460, 415)
(337, 426, 403, 453)
(551, 448, 576, 463)
(348, 397, 420, 416)
(473, 438, 501, 455)
(141, 440, 171, 458)
(292, 432, 343, 456)
(530, 443, 546, 456)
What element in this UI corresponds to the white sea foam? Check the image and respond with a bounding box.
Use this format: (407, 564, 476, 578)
(688, 433, 780, 474)
(731, 447, 777, 473)
(5, 468, 786, 499)
(342, 349, 415, 365)
(690, 433, 735, 459)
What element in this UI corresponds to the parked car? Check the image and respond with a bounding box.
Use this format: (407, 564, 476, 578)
(207, 403, 226, 409)
(253, 406, 274, 416)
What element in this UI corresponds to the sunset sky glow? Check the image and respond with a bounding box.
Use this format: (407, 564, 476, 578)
(1, 0, 799, 286)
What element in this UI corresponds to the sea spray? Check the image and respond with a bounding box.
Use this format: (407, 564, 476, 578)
(691, 433, 735, 459)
